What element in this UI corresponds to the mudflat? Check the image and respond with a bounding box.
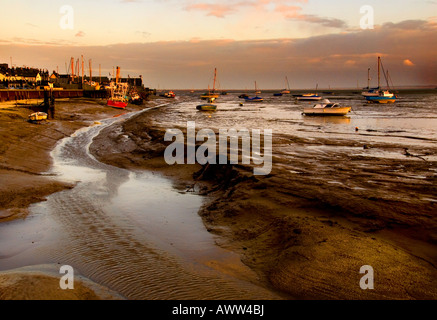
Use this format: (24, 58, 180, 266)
(90, 106, 437, 300)
(1, 98, 436, 300)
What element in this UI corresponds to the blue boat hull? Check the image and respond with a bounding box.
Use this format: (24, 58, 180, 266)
(365, 96, 397, 103)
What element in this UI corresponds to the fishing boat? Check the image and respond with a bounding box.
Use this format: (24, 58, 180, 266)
(107, 82, 129, 109)
(28, 112, 48, 122)
(197, 97, 217, 111)
(303, 99, 351, 116)
(200, 68, 219, 100)
(364, 57, 397, 104)
(245, 81, 263, 102)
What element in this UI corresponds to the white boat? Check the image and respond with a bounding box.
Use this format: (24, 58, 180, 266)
(303, 99, 351, 116)
(28, 112, 48, 121)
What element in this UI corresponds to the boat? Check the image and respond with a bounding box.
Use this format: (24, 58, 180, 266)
(200, 68, 219, 100)
(365, 90, 397, 104)
(281, 76, 291, 94)
(361, 68, 380, 97)
(107, 82, 129, 109)
(28, 112, 48, 122)
(364, 57, 397, 103)
(239, 93, 249, 99)
(296, 84, 322, 101)
(197, 97, 217, 111)
(303, 99, 351, 116)
(160, 91, 176, 98)
(296, 93, 322, 101)
(129, 90, 143, 105)
(244, 81, 263, 102)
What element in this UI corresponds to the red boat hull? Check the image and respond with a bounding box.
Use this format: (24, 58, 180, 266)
(107, 100, 128, 109)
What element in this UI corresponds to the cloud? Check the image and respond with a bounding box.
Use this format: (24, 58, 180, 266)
(184, 3, 236, 18)
(183, 0, 346, 28)
(2, 20, 435, 88)
(75, 31, 86, 37)
(403, 59, 415, 66)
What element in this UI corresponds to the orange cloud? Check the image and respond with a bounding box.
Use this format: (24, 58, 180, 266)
(403, 59, 415, 66)
(184, 3, 235, 18)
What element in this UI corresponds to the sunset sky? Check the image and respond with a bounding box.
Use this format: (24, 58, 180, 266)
(1, 0, 436, 89)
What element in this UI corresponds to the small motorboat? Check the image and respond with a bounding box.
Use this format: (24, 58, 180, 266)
(239, 94, 249, 99)
(303, 100, 351, 116)
(28, 112, 48, 122)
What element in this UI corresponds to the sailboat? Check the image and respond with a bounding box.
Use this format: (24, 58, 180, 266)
(281, 76, 291, 94)
(245, 81, 263, 102)
(361, 68, 380, 97)
(200, 68, 220, 100)
(197, 85, 217, 111)
(364, 57, 397, 104)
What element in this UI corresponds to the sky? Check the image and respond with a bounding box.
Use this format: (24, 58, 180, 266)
(0, 0, 436, 89)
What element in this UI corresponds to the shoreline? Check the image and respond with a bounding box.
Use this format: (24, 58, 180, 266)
(89, 105, 437, 300)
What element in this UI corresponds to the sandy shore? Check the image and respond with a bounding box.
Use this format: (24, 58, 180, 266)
(90, 106, 437, 300)
(1, 98, 436, 300)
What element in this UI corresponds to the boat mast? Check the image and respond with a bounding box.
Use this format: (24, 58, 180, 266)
(81, 55, 84, 85)
(212, 68, 217, 93)
(377, 56, 381, 89)
(367, 68, 371, 89)
(89, 59, 92, 83)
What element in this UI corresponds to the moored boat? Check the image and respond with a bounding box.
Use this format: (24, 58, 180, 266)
(160, 91, 176, 98)
(197, 98, 217, 111)
(365, 90, 397, 104)
(364, 57, 397, 104)
(28, 112, 48, 122)
(200, 68, 219, 100)
(303, 100, 351, 116)
(244, 81, 263, 102)
(296, 93, 322, 101)
(107, 82, 129, 109)
(244, 96, 264, 102)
